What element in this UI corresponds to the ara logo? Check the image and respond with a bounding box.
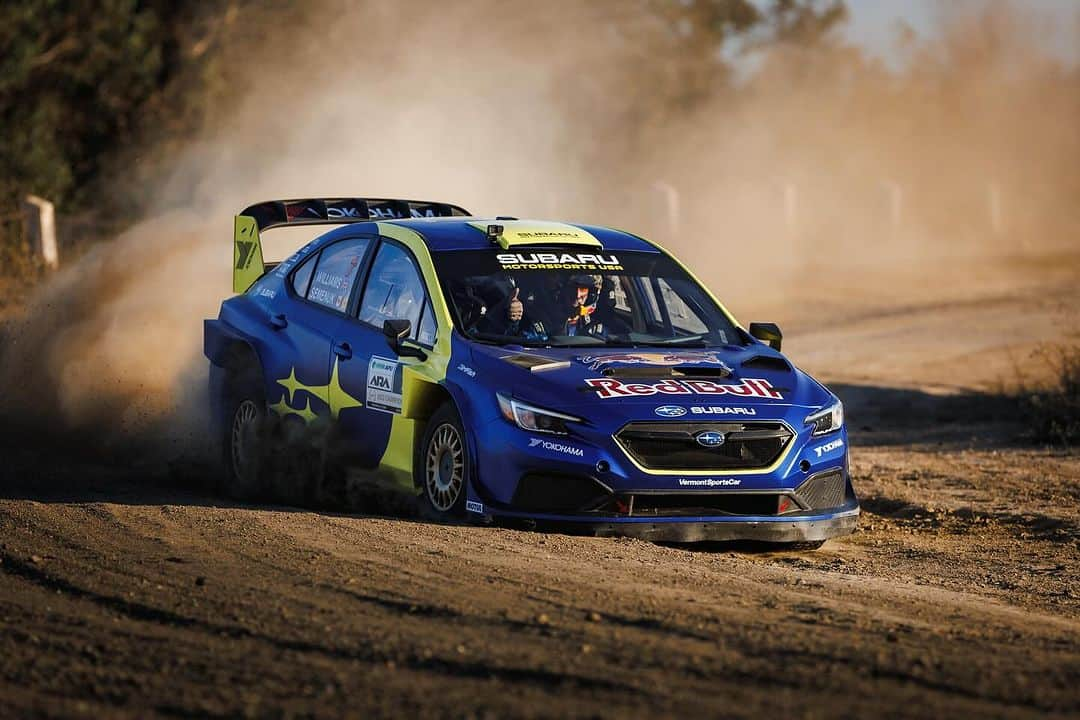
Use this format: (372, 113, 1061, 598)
(694, 431, 726, 448)
(654, 405, 687, 417)
(366, 356, 402, 413)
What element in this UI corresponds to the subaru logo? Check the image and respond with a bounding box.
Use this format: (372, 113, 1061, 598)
(695, 431, 726, 448)
(654, 405, 687, 418)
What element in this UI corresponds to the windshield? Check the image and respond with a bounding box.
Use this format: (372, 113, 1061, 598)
(432, 248, 741, 348)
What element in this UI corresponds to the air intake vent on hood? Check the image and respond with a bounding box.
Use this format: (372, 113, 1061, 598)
(502, 353, 571, 373)
(740, 355, 792, 373)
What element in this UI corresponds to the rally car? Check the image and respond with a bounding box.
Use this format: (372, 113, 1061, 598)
(204, 197, 858, 546)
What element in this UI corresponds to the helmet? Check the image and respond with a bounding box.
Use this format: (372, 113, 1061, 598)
(568, 274, 595, 288)
(561, 273, 599, 307)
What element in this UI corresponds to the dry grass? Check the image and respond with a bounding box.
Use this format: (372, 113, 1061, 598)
(1021, 345, 1080, 448)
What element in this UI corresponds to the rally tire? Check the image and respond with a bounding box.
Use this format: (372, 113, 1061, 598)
(417, 403, 469, 520)
(221, 368, 267, 502)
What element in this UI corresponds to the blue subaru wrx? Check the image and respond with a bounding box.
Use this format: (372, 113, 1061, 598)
(205, 197, 858, 547)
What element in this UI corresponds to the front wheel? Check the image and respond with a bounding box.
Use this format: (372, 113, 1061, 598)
(417, 404, 469, 519)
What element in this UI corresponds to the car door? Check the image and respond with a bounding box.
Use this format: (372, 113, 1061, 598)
(331, 238, 438, 467)
(264, 237, 374, 422)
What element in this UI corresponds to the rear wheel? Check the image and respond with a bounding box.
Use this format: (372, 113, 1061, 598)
(222, 369, 267, 501)
(417, 404, 469, 519)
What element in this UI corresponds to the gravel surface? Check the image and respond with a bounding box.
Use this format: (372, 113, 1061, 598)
(0, 256, 1077, 718)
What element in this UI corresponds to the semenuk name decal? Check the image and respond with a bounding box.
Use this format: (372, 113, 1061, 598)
(585, 377, 784, 400)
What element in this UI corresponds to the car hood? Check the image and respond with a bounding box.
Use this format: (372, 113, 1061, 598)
(466, 342, 832, 413)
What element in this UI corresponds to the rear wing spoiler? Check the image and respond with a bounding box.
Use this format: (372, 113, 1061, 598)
(233, 197, 470, 293)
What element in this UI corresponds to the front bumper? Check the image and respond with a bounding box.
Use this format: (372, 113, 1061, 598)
(468, 409, 858, 543)
(480, 503, 860, 543)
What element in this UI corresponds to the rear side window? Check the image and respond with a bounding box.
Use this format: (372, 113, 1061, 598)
(306, 238, 371, 312)
(359, 242, 427, 337)
(290, 254, 316, 297)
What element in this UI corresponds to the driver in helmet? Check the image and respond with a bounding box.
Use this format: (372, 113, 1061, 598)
(486, 273, 605, 340)
(552, 274, 601, 336)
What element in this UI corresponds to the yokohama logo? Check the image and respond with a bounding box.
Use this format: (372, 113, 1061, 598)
(584, 377, 783, 400)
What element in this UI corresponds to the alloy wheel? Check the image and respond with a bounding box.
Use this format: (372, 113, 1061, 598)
(425, 423, 464, 512)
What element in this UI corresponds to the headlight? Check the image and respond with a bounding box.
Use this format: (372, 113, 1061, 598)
(496, 393, 582, 435)
(805, 401, 843, 436)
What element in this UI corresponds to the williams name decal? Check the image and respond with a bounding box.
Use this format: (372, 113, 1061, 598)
(585, 377, 783, 400)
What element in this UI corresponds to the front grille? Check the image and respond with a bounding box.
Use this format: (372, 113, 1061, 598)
(795, 469, 846, 509)
(615, 421, 793, 471)
(622, 493, 780, 517)
(512, 473, 612, 513)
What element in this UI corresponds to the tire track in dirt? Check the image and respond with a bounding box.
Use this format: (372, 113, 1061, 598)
(2, 257, 1079, 717)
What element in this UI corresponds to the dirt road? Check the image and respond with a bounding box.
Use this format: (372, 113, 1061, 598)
(1, 255, 1078, 718)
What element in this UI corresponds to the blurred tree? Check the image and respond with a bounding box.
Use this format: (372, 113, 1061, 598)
(568, 0, 847, 194)
(621, 0, 847, 109)
(0, 0, 848, 258)
(0, 1, 195, 216)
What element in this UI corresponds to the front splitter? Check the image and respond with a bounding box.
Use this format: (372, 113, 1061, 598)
(489, 507, 860, 544)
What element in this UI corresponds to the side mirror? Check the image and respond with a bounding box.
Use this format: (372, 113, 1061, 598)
(748, 322, 782, 351)
(382, 319, 427, 360)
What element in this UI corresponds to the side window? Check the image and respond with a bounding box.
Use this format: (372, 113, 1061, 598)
(658, 278, 707, 334)
(359, 242, 426, 336)
(417, 301, 437, 346)
(306, 238, 371, 312)
(290, 253, 317, 297)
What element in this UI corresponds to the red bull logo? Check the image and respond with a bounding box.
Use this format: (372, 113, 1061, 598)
(585, 377, 784, 400)
(580, 352, 731, 373)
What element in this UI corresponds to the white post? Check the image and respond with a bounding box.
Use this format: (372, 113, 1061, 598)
(783, 182, 798, 236)
(652, 180, 680, 238)
(23, 195, 59, 270)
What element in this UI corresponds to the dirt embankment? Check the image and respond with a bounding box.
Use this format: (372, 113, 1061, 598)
(1, 254, 1078, 718)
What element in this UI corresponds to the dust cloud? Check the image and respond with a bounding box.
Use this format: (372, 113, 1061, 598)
(1, 1, 1076, 459)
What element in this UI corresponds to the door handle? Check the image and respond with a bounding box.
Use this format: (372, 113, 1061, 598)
(269, 313, 288, 330)
(333, 341, 352, 359)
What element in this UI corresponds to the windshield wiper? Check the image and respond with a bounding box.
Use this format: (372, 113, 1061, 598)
(602, 334, 711, 348)
(467, 331, 549, 347)
(633, 340, 709, 348)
